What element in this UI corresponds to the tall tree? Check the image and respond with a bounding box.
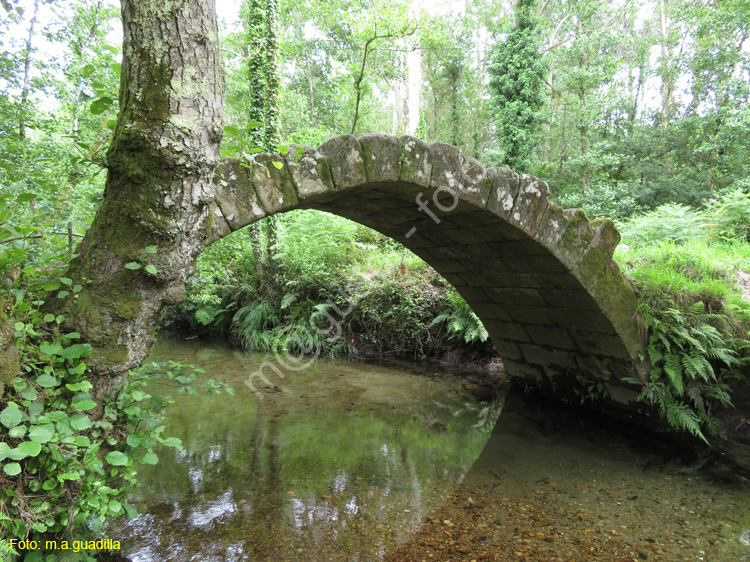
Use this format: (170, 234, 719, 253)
(57, 0, 225, 390)
(487, 0, 547, 173)
(244, 0, 281, 293)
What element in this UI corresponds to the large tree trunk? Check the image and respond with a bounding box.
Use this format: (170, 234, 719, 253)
(57, 0, 224, 393)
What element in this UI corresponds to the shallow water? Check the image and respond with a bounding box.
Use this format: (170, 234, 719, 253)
(108, 339, 750, 562)
(107, 339, 497, 561)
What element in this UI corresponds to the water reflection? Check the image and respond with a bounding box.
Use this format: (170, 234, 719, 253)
(108, 339, 497, 561)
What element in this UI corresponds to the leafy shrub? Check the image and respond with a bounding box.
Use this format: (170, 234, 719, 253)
(704, 188, 750, 242)
(617, 203, 707, 246)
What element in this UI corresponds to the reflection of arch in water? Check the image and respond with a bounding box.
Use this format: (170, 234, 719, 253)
(209, 133, 646, 400)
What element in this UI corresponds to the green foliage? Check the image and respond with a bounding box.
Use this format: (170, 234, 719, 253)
(0, 239, 233, 550)
(431, 288, 489, 347)
(704, 188, 750, 242)
(487, 0, 546, 172)
(630, 302, 742, 442)
(617, 203, 707, 246)
(617, 224, 750, 441)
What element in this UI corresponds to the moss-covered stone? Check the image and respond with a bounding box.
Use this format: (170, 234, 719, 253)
(508, 174, 549, 236)
(249, 153, 299, 214)
(359, 133, 403, 184)
(285, 144, 333, 199)
(318, 135, 367, 190)
(486, 167, 520, 221)
(398, 135, 432, 187)
(461, 157, 492, 209)
(428, 142, 465, 198)
(214, 158, 266, 230)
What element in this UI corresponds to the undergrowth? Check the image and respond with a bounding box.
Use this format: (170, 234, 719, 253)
(617, 195, 750, 441)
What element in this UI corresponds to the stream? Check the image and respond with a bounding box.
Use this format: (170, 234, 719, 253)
(107, 339, 750, 561)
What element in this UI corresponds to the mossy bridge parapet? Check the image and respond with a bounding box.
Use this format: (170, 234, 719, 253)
(208, 133, 647, 399)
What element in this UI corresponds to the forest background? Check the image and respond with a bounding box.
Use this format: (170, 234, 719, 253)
(0, 0, 750, 551)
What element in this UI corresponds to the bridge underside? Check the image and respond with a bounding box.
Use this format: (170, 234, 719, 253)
(209, 134, 647, 401)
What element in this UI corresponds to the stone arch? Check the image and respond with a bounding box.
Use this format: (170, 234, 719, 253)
(207, 134, 647, 399)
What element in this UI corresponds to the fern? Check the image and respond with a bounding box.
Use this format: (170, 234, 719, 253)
(635, 300, 747, 441)
(430, 290, 489, 346)
(0, 513, 19, 562)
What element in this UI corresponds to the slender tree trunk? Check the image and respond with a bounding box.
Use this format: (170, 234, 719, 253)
(57, 0, 224, 391)
(19, 0, 39, 141)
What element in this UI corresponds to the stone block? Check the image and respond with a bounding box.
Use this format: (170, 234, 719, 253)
(250, 153, 299, 214)
(508, 174, 549, 236)
(486, 167, 520, 221)
(461, 157, 492, 208)
(519, 344, 578, 369)
(569, 330, 631, 360)
(469, 302, 512, 322)
(540, 289, 600, 310)
(502, 359, 544, 381)
(399, 135, 433, 187)
(485, 287, 547, 307)
(214, 158, 266, 230)
(525, 325, 576, 350)
(286, 144, 333, 198)
(319, 135, 367, 190)
(359, 133, 403, 183)
(429, 142, 466, 200)
(491, 339, 523, 361)
(505, 305, 553, 325)
(546, 308, 616, 334)
(483, 320, 530, 343)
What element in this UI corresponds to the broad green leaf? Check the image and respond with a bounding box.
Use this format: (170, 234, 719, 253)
(69, 413, 92, 431)
(35, 373, 58, 388)
(108, 500, 122, 513)
(3, 463, 21, 476)
(43, 313, 55, 323)
(60, 277, 73, 286)
(17, 441, 42, 458)
(141, 452, 158, 465)
(124, 262, 141, 270)
(57, 290, 70, 299)
(90, 96, 113, 115)
(0, 406, 23, 428)
(271, 160, 284, 170)
(61, 343, 93, 360)
(16, 192, 37, 203)
(72, 399, 97, 411)
(39, 342, 62, 356)
(144, 264, 158, 275)
(9, 425, 27, 438)
(106, 451, 129, 466)
(144, 245, 157, 254)
(29, 425, 54, 443)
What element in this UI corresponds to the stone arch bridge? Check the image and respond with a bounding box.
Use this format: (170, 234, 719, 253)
(207, 134, 647, 402)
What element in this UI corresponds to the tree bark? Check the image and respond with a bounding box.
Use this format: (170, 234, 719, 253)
(56, 0, 224, 392)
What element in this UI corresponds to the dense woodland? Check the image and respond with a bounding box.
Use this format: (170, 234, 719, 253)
(0, 0, 749, 556)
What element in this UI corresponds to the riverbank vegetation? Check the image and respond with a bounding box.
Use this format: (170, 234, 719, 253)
(0, 0, 749, 553)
